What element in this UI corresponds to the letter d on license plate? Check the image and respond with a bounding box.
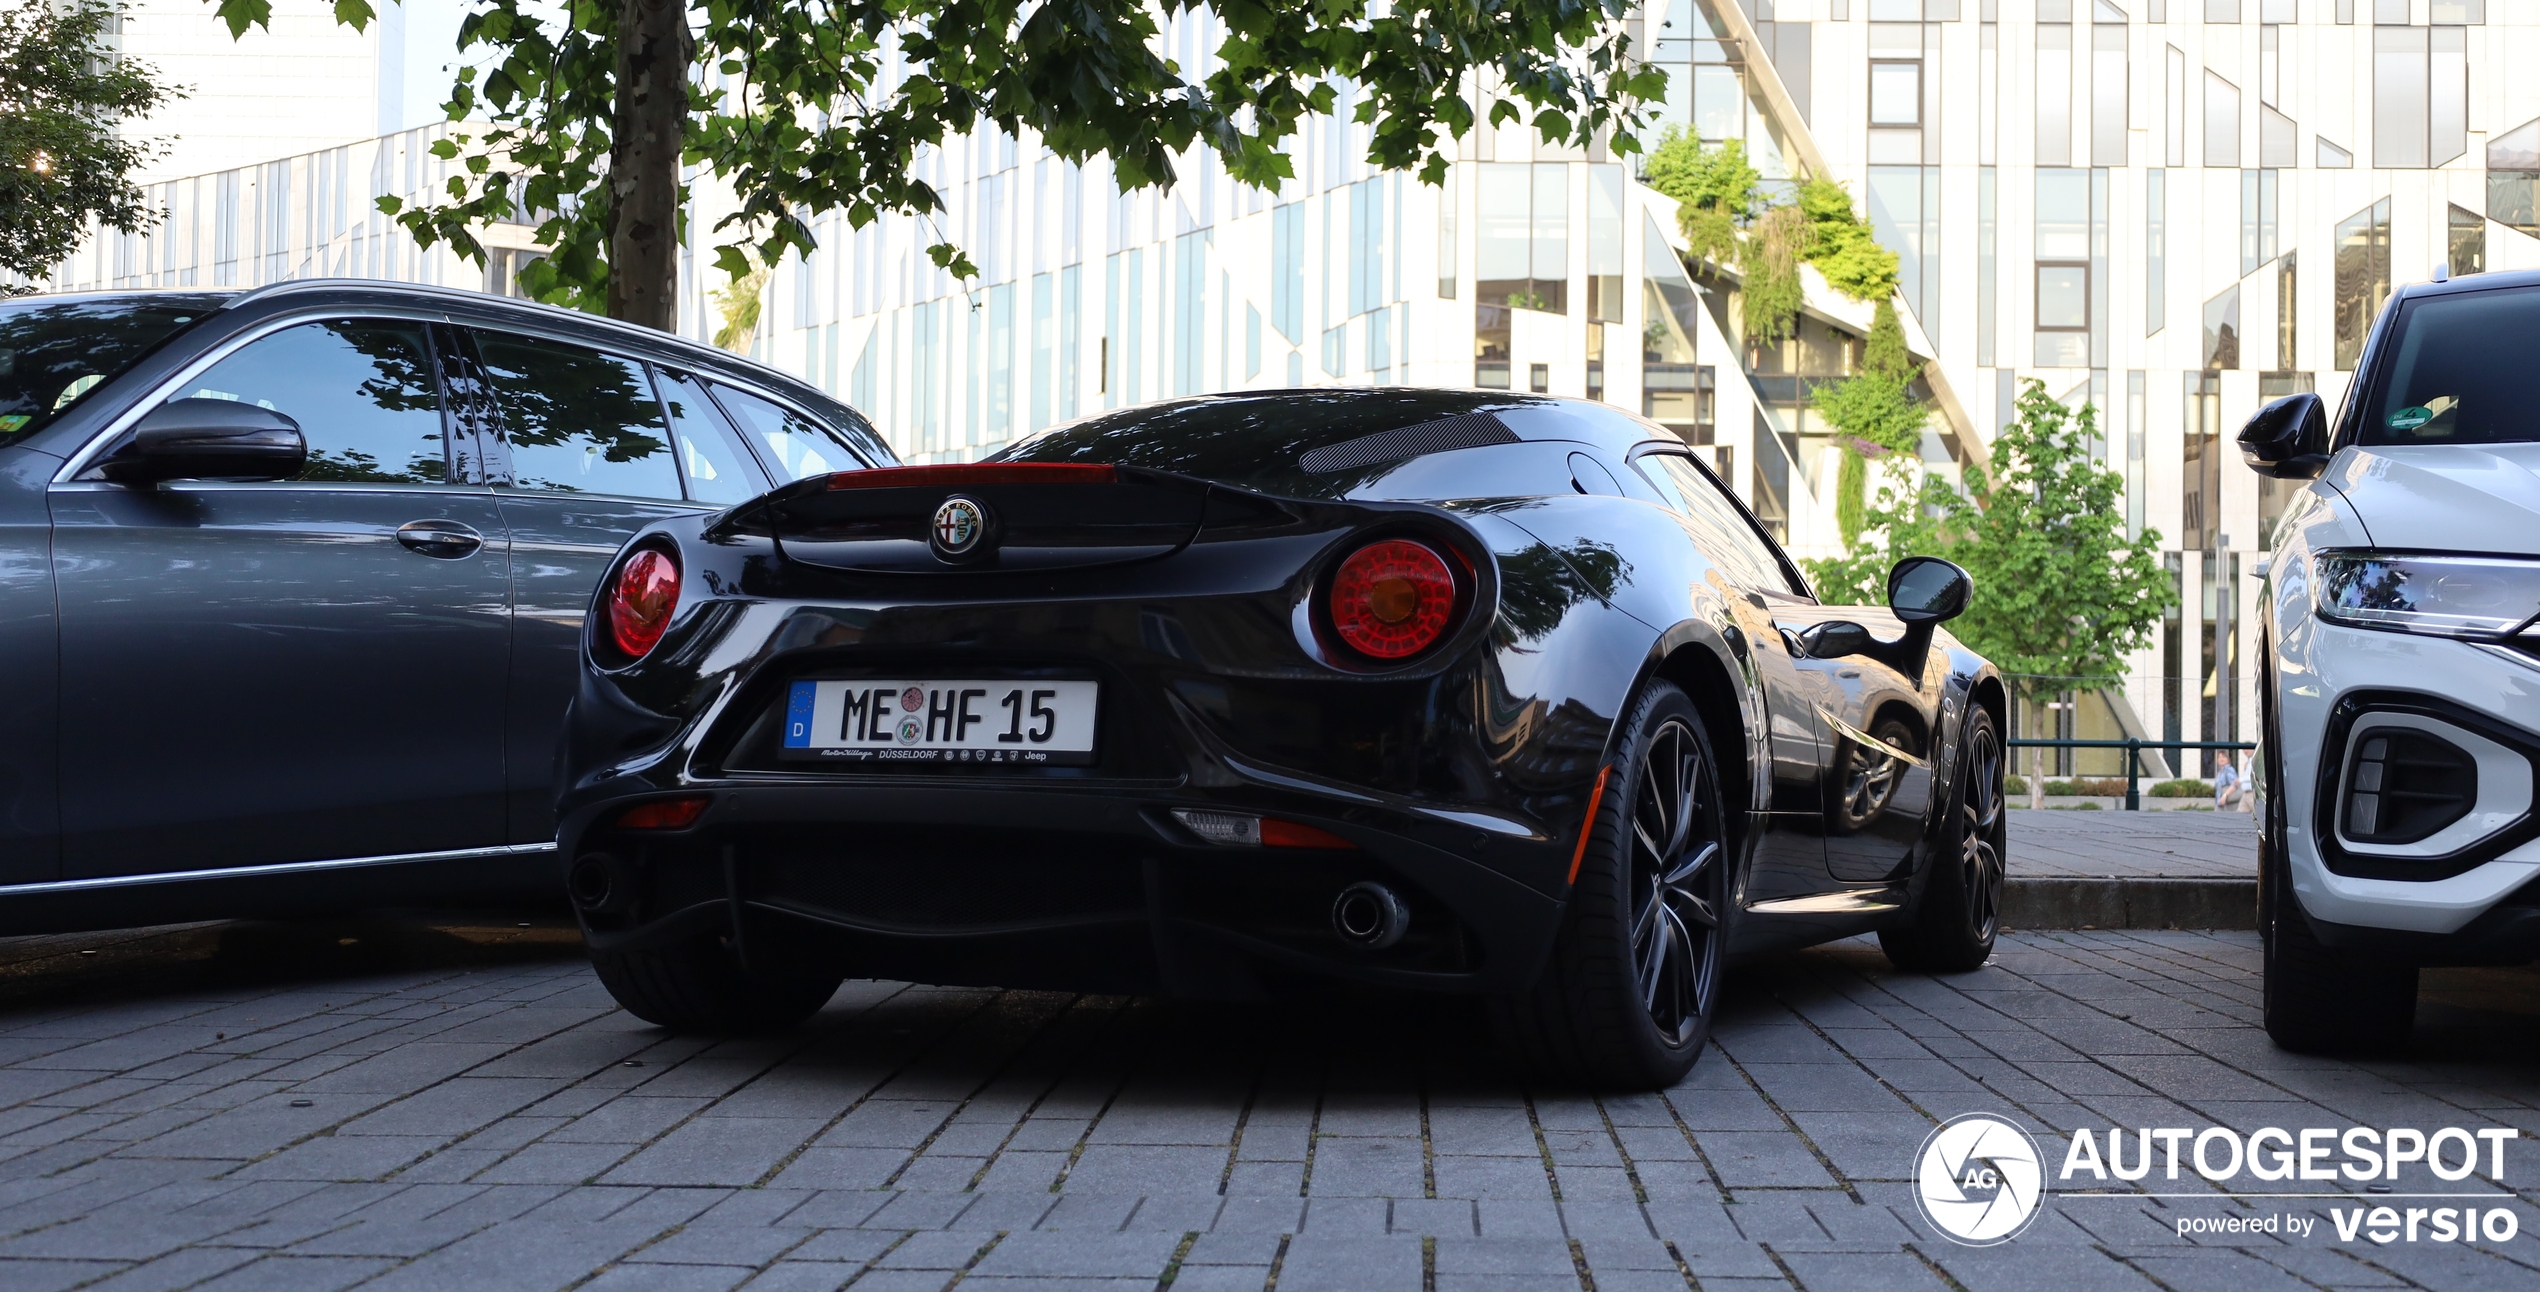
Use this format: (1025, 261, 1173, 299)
(779, 679, 1098, 765)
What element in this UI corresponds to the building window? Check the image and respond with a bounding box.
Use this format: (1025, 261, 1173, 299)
(2165, 45, 2187, 166)
(1529, 363, 1550, 393)
(2204, 70, 2240, 168)
(1475, 162, 1567, 317)
(2490, 119, 2540, 235)
(1643, 211, 1708, 437)
(1978, 166, 1998, 365)
(1437, 182, 1456, 299)
(2334, 197, 2391, 370)
(2146, 169, 2165, 337)
(2239, 169, 2277, 275)
(2258, 370, 2314, 547)
(2373, 26, 2468, 168)
(2203, 284, 2240, 371)
(1870, 60, 1922, 127)
(2034, 169, 2090, 367)
(1270, 203, 1303, 345)
(2038, 264, 2090, 333)
(2447, 203, 2484, 276)
(2092, 20, 2127, 166)
(1587, 165, 1624, 324)
(2036, 22, 2072, 167)
(2317, 135, 2353, 167)
(1867, 166, 1940, 335)
(2276, 251, 2298, 369)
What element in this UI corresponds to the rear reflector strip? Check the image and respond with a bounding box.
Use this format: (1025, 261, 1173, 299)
(826, 463, 1118, 490)
(1171, 809, 1356, 849)
(617, 796, 710, 830)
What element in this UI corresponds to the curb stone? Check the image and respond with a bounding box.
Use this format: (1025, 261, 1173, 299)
(2000, 877, 2256, 930)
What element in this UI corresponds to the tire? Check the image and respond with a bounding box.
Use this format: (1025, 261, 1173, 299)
(2258, 662, 2416, 1052)
(590, 935, 844, 1034)
(1497, 681, 1730, 1090)
(1880, 707, 2005, 973)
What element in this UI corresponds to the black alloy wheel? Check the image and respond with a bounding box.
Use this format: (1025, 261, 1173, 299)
(1627, 716, 1726, 1045)
(1498, 680, 1729, 1089)
(1880, 707, 2005, 972)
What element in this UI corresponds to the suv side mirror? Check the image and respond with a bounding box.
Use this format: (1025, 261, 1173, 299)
(1888, 555, 1971, 624)
(2238, 391, 2329, 480)
(99, 399, 307, 486)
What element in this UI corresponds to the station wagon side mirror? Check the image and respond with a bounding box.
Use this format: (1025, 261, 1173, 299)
(1887, 556, 1971, 624)
(99, 399, 307, 487)
(2237, 391, 2330, 481)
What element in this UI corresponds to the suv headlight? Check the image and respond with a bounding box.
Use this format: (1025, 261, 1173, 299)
(2312, 551, 2540, 639)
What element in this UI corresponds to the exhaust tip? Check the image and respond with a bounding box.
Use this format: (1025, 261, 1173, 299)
(1332, 882, 1409, 950)
(567, 855, 616, 911)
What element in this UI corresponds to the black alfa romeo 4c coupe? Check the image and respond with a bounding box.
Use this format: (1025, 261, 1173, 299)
(556, 390, 2007, 1089)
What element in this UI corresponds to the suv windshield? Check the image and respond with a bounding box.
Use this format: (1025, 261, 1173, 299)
(0, 295, 227, 441)
(2360, 284, 2540, 446)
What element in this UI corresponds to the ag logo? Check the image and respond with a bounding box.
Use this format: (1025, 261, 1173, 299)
(931, 496, 990, 559)
(1912, 1113, 2046, 1246)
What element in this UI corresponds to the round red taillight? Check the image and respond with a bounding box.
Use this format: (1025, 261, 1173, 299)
(1329, 539, 1457, 660)
(608, 548, 680, 658)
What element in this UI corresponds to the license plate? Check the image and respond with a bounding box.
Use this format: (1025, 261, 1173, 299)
(779, 679, 1098, 765)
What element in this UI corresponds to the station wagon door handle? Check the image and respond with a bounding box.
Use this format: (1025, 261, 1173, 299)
(396, 520, 485, 559)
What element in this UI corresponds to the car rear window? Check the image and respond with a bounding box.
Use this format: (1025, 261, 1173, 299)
(0, 296, 224, 440)
(2359, 285, 2540, 446)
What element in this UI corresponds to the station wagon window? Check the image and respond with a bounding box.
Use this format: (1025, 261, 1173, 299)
(170, 319, 447, 483)
(1633, 448, 1807, 597)
(710, 383, 865, 482)
(474, 333, 682, 499)
(654, 369, 767, 505)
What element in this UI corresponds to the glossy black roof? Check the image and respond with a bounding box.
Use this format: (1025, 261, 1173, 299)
(990, 388, 1667, 498)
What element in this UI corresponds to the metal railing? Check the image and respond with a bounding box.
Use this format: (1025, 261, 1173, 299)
(2005, 738, 2259, 810)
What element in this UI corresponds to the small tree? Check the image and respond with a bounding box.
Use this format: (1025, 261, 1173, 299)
(1806, 380, 2175, 806)
(0, 0, 180, 290)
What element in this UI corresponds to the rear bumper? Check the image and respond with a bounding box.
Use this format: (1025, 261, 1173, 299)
(558, 780, 1568, 998)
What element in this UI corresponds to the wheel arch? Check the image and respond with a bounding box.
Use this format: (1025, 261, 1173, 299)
(1649, 634, 1758, 838)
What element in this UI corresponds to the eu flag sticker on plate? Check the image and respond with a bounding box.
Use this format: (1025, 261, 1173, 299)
(783, 680, 818, 748)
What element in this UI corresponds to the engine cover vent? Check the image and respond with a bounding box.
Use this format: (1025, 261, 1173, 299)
(2342, 729, 2477, 845)
(1298, 413, 1517, 474)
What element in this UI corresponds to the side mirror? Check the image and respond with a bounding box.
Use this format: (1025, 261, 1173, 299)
(2237, 391, 2330, 480)
(1888, 555, 1971, 624)
(99, 399, 307, 486)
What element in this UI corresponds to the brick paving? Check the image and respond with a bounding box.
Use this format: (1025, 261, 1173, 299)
(0, 919, 2532, 1291)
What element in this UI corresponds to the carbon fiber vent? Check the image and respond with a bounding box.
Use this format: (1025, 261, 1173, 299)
(1298, 412, 1518, 473)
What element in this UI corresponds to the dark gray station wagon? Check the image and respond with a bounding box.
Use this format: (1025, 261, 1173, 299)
(0, 280, 890, 932)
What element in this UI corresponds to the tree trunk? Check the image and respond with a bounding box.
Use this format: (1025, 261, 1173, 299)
(607, 0, 689, 329)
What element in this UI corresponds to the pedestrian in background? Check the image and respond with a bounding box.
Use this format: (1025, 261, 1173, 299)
(2215, 753, 2247, 812)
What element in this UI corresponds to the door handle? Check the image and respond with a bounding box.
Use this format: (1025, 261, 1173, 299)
(396, 519, 484, 559)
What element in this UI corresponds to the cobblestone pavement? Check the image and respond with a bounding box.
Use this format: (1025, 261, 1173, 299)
(2009, 809, 2257, 879)
(0, 918, 2533, 1291)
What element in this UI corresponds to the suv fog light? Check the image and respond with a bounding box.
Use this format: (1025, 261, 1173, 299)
(2343, 730, 2477, 844)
